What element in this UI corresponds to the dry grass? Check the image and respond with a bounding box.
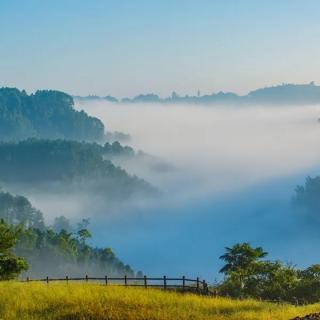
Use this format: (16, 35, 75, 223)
(0, 281, 319, 319)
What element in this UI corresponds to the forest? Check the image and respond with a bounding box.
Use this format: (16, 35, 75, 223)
(0, 88, 104, 141)
(0, 190, 135, 279)
(217, 242, 320, 304)
(0, 139, 155, 199)
(0, 87, 154, 279)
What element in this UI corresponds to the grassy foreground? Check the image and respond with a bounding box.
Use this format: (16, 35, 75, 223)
(0, 282, 320, 320)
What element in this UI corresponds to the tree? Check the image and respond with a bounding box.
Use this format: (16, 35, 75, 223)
(53, 216, 71, 233)
(0, 188, 136, 278)
(219, 243, 268, 292)
(294, 265, 320, 303)
(77, 229, 91, 244)
(219, 242, 267, 274)
(244, 261, 298, 301)
(0, 191, 45, 229)
(0, 219, 28, 279)
(0, 139, 156, 200)
(293, 176, 320, 217)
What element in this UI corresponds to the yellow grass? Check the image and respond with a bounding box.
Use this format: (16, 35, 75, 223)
(0, 282, 319, 319)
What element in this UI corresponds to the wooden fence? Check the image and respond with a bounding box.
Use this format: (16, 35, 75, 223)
(22, 275, 215, 296)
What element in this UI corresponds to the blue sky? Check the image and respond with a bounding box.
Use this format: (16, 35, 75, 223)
(1, 0, 320, 97)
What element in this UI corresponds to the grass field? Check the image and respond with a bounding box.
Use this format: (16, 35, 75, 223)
(0, 282, 319, 320)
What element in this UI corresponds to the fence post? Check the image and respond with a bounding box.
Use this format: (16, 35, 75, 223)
(182, 276, 185, 292)
(66, 275, 69, 283)
(196, 277, 199, 292)
(85, 274, 88, 283)
(46, 276, 49, 284)
(206, 282, 209, 295)
(144, 275, 147, 289)
(27, 277, 29, 283)
(163, 275, 167, 290)
(203, 280, 206, 294)
(124, 275, 127, 287)
(105, 275, 108, 286)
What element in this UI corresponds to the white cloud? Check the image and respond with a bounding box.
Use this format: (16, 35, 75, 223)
(76, 101, 320, 200)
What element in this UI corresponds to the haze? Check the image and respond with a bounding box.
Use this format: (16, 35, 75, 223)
(70, 101, 320, 278)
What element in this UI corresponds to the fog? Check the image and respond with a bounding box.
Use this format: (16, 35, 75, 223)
(76, 102, 320, 196)
(38, 101, 320, 278)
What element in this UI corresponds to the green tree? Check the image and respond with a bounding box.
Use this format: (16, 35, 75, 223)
(220, 243, 267, 286)
(293, 264, 320, 303)
(0, 219, 28, 279)
(218, 243, 302, 302)
(0, 189, 135, 279)
(0, 88, 105, 141)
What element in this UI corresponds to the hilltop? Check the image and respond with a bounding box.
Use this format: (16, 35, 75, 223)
(0, 88, 105, 141)
(75, 82, 320, 106)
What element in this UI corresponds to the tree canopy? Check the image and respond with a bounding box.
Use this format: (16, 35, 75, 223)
(0, 219, 28, 280)
(217, 242, 320, 304)
(219, 243, 267, 275)
(0, 189, 134, 278)
(0, 139, 156, 199)
(0, 88, 104, 141)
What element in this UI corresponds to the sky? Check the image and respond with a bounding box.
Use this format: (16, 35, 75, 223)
(1, 0, 320, 97)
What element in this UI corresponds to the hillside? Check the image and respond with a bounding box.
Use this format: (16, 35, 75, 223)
(1, 282, 320, 320)
(0, 88, 104, 141)
(0, 139, 156, 199)
(0, 189, 135, 278)
(247, 82, 320, 105)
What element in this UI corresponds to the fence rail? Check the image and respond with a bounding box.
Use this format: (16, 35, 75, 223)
(21, 275, 215, 296)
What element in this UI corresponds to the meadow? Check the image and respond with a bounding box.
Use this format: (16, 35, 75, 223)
(0, 282, 319, 320)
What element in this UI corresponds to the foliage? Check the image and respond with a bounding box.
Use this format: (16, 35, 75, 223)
(0, 190, 133, 278)
(15, 225, 134, 278)
(219, 242, 267, 275)
(0, 139, 155, 199)
(217, 243, 320, 304)
(0, 219, 28, 279)
(0, 282, 320, 320)
(103, 141, 135, 158)
(0, 191, 45, 229)
(0, 88, 104, 141)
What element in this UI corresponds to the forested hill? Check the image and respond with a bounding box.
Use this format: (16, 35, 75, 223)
(0, 88, 104, 141)
(0, 139, 156, 199)
(248, 82, 320, 105)
(0, 190, 135, 278)
(75, 82, 320, 106)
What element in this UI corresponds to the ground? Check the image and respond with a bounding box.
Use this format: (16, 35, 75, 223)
(1, 282, 320, 319)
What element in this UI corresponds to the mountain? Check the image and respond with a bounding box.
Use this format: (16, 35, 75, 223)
(247, 82, 320, 105)
(0, 88, 105, 141)
(75, 82, 320, 106)
(0, 139, 156, 200)
(0, 87, 158, 202)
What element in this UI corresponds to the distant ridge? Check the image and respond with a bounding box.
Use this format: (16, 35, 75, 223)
(74, 82, 320, 106)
